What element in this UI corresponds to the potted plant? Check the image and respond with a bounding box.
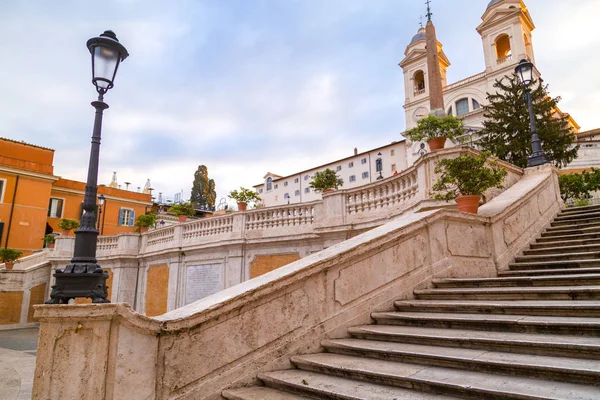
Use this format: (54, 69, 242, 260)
(0, 248, 23, 270)
(309, 169, 344, 194)
(228, 187, 262, 211)
(43, 234, 56, 249)
(169, 202, 195, 222)
(135, 212, 157, 233)
(404, 115, 464, 151)
(432, 152, 507, 214)
(58, 218, 79, 236)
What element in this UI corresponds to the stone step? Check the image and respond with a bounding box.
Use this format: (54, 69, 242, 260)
(322, 338, 600, 385)
(498, 266, 600, 277)
(545, 222, 600, 234)
(291, 353, 600, 399)
(432, 274, 600, 288)
(560, 204, 600, 215)
(393, 299, 600, 317)
(509, 259, 600, 270)
(222, 386, 308, 400)
(555, 210, 600, 221)
(414, 285, 600, 301)
(514, 251, 600, 263)
(348, 325, 600, 359)
(551, 217, 600, 228)
(531, 237, 600, 249)
(371, 312, 600, 336)
(537, 231, 600, 242)
(525, 243, 600, 254)
(256, 370, 460, 400)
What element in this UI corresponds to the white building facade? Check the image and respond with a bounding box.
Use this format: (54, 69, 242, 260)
(254, 142, 408, 207)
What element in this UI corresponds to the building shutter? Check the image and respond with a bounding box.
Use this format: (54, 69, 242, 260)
(118, 209, 124, 226)
(129, 211, 135, 226)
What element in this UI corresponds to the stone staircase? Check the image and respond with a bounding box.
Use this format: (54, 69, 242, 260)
(222, 205, 600, 399)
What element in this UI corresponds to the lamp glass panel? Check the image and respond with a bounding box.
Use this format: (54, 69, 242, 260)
(517, 63, 532, 85)
(93, 46, 119, 88)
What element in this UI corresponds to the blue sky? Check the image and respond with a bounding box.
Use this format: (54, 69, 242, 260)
(2, 0, 599, 205)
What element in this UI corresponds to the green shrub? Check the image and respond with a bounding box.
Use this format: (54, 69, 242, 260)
(58, 218, 79, 231)
(559, 169, 600, 203)
(43, 234, 56, 244)
(135, 213, 157, 229)
(0, 248, 22, 263)
(404, 115, 464, 142)
(432, 152, 507, 201)
(169, 202, 195, 217)
(228, 187, 261, 204)
(309, 169, 344, 193)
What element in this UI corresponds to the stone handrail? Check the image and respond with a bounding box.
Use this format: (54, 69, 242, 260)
(96, 236, 120, 252)
(344, 168, 419, 216)
(33, 164, 561, 399)
(245, 202, 318, 230)
(183, 215, 234, 238)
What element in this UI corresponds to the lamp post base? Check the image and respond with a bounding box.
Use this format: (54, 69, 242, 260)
(527, 151, 550, 167)
(46, 268, 110, 304)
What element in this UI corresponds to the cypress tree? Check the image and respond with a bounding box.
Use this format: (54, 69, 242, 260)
(190, 165, 216, 209)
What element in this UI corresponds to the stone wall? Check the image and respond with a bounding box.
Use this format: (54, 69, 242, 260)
(32, 164, 560, 400)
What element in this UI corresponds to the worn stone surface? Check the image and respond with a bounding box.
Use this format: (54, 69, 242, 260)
(0, 292, 23, 325)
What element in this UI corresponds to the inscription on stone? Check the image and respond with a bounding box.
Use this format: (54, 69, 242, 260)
(185, 264, 223, 304)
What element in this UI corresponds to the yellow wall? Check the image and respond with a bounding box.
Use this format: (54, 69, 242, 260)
(145, 264, 169, 316)
(250, 254, 301, 279)
(0, 291, 23, 325)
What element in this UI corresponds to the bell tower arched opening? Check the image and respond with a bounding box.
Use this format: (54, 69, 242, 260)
(414, 70, 426, 95)
(495, 34, 512, 63)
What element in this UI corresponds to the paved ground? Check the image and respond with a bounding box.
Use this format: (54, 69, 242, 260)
(0, 328, 38, 400)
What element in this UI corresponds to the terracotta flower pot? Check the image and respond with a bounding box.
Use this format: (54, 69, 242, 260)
(237, 202, 247, 211)
(4, 262, 15, 270)
(178, 215, 187, 223)
(427, 137, 446, 151)
(322, 188, 336, 194)
(455, 195, 481, 214)
(47, 243, 55, 249)
(60, 229, 70, 236)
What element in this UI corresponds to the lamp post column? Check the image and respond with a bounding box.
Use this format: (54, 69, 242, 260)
(525, 89, 549, 167)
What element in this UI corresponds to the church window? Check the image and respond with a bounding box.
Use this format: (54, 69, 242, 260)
(495, 34, 512, 62)
(414, 70, 426, 94)
(266, 177, 273, 191)
(456, 98, 469, 116)
(472, 99, 480, 110)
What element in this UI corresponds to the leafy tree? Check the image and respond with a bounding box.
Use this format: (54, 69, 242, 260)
(479, 74, 578, 168)
(228, 187, 261, 204)
(309, 169, 344, 193)
(404, 115, 464, 142)
(559, 169, 600, 202)
(190, 165, 216, 209)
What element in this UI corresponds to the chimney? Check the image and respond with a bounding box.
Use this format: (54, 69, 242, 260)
(354, 147, 358, 155)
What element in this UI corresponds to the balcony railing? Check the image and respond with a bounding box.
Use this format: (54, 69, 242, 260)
(497, 54, 512, 65)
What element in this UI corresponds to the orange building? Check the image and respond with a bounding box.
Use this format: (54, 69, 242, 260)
(0, 137, 152, 255)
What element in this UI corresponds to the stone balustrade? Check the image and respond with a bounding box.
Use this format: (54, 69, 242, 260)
(1, 250, 49, 271)
(246, 203, 317, 230)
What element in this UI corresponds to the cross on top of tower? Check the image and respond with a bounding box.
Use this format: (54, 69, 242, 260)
(425, 0, 432, 21)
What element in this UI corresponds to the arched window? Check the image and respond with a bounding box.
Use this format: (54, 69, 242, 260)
(456, 98, 469, 116)
(472, 99, 480, 110)
(414, 70, 425, 94)
(266, 177, 273, 191)
(447, 106, 453, 116)
(495, 34, 512, 60)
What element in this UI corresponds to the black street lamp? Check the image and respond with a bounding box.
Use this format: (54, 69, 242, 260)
(376, 152, 383, 180)
(515, 59, 549, 167)
(47, 31, 128, 304)
(97, 194, 105, 233)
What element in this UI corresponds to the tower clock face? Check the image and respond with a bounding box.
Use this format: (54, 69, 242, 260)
(413, 107, 428, 122)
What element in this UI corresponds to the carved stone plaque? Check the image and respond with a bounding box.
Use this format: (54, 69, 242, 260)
(185, 264, 223, 304)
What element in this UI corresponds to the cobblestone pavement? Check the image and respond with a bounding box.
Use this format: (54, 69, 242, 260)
(0, 328, 38, 400)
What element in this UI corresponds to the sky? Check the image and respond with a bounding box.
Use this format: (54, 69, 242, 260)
(2, 0, 600, 206)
